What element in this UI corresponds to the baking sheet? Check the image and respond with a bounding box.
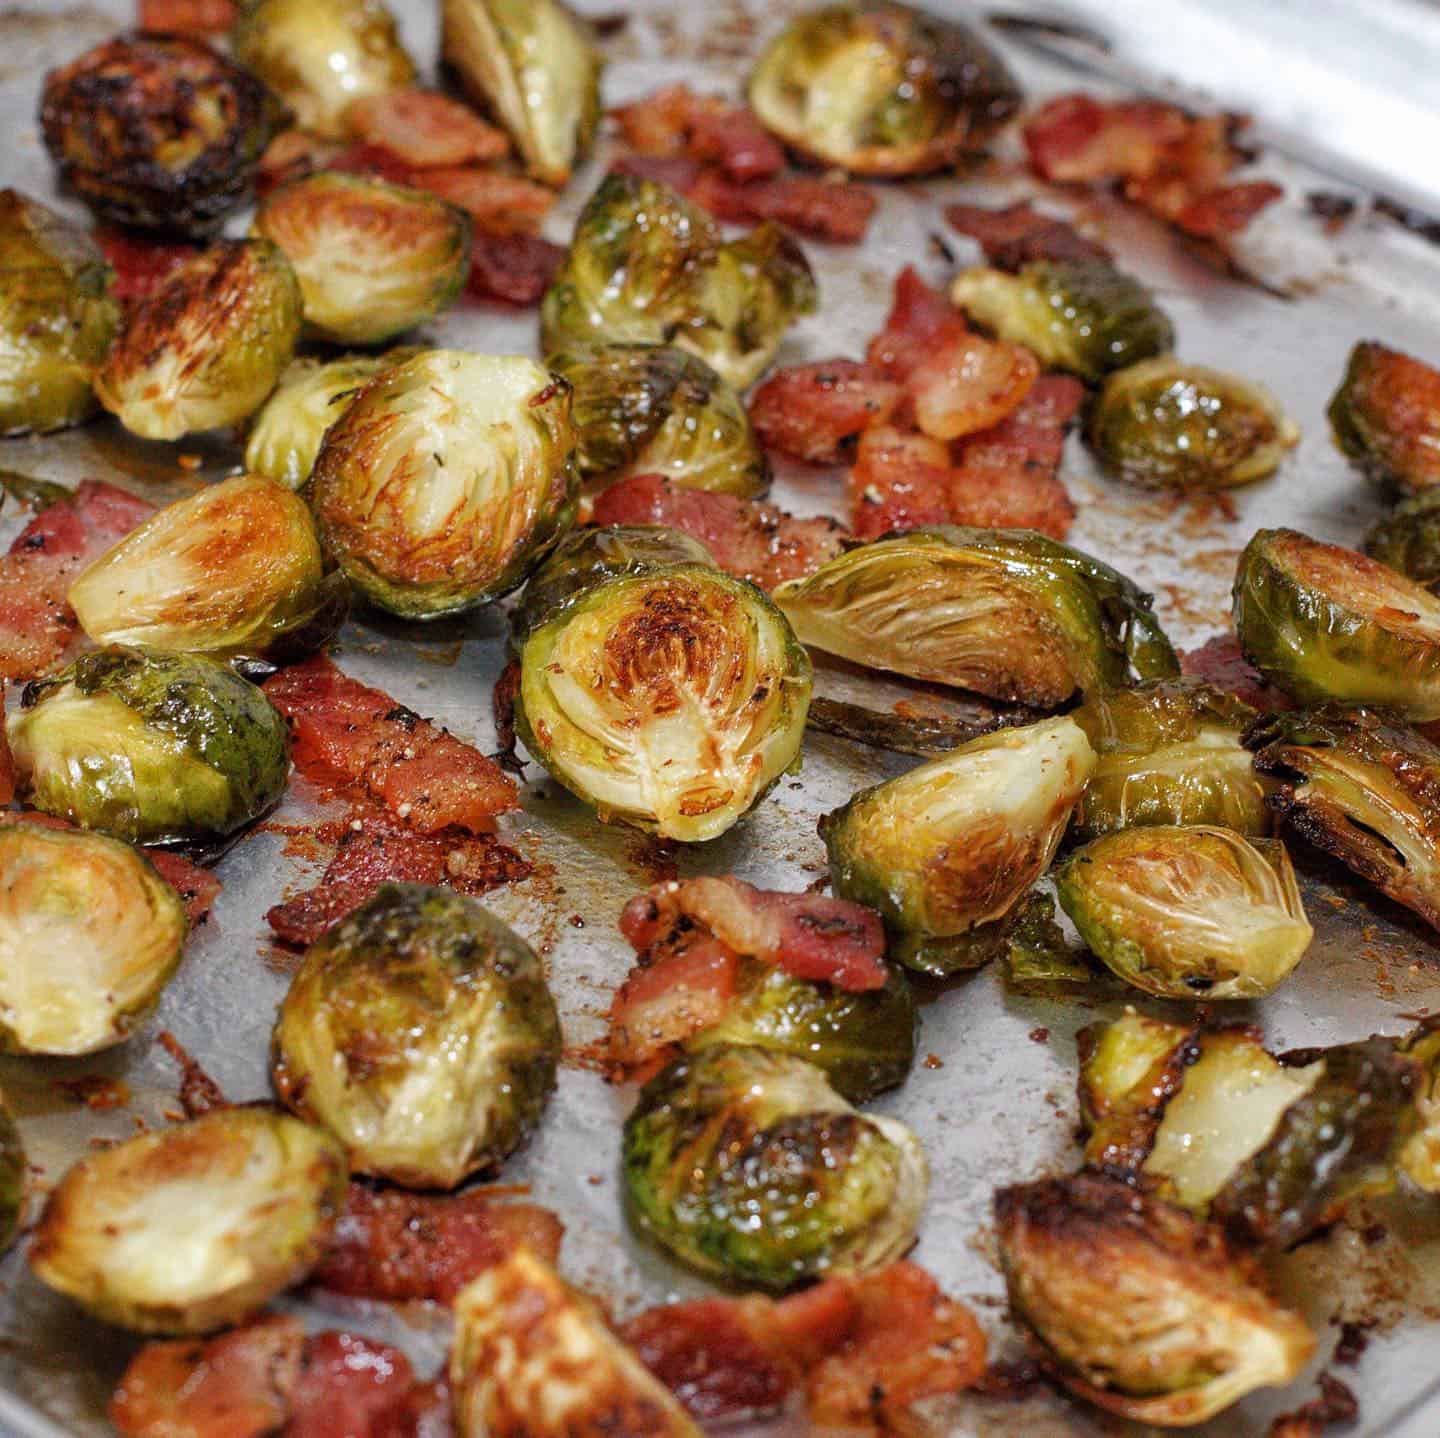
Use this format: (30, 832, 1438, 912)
(3, 2, 1440, 1435)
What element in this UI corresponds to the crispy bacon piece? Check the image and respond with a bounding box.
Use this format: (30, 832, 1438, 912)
(1181, 633, 1294, 713)
(411, 168, 554, 232)
(467, 230, 566, 306)
(847, 424, 953, 540)
(944, 200, 1111, 270)
(371, 1381, 452, 1438)
(254, 130, 339, 198)
(866, 267, 969, 384)
(157, 1030, 229, 1118)
(608, 942, 741, 1079)
(0, 478, 154, 681)
(749, 360, 902, 464)
(136, 0, 236, 32)
(613, 84, 785, 183)
(345, 90, 508, 168)
(909, 331, 1038, 443)
(330, 142, 422, 187)
(145, 850, 222, 925)
(313, 1183, 564, 1304)
(1268, 1373, 1359, 1438)
(610, 153, 705, 193)
(1171, 179, 1285, 240)
(286, 1334, 415, 1438)
(95, 229, 200, 306)
(267, 808, 531, 947)
(688, 170, 876, 244)
(262, 656, 518, 835)
(590, 474, 848, 590)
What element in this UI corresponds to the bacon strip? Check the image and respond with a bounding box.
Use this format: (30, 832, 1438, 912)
(848, 425, 953, 540)
(0, 479, 154, 681)
(866, 267, 970, 384)
(590, 474, 848, 591)
(1180, 634, 1293, 713)
(312, 1183, 564, 1304)
(136, 0, 236, 32)
(262, 656, 518, 835)
(688, 171, 877, 244)
(345, 90, 508, 169)
(944, 200, 1111, 270)
(613, 84, 785, 183)
(95, 230, 201, 307)
(749, 360, 903, 464)
(467, 230, 566, 305)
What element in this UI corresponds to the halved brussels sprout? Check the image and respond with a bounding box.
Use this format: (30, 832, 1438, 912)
(0, 822, 186, 1055)
(30, 1107, 346, 1335)
(441, 0, 602, 187)
(272, 883, 560, 1189)
(94, 240, 302, 442)
(253, 173, 472, 346)
(1365, 487, 1440, 592)
(451, 1248, 702, 1438)
(40, 34, 283, 237)
(821, 716, 1096, 974)
(1087, 357, 1298, 490)
(995, 1172, 1315, 1427)
(541, 174, 818, 392)
(244, 349, 423, 490)
(773, 527, 1179, 710)
(232, 0, 416, 140)
(747, 2, 1020, 178)
(8, 646, 290, 845)
(951, 260, 1174, 384)
(0, 189, 119, 436)
(1328, 340, 1440, 495)
(68, 474, 342, 666)
(622, 1043, 927, 1290)
(1233, 527, 1440, 720)
(309, 350, 577, 619)
(515, 553, 811, 842)
(0, 1101, 24, 1258)
(1070, 680, 1269, 842)
(1056, 826, 1312, 1000)
(1245, 708, 1440, 932)
(547, 343, 768, 497)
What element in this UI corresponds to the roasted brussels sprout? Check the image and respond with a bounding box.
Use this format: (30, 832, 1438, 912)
(272, 883, 560, 1189)
(1056, 826, 1312, 1000)
(0, 189, 119, 436)
(515, 545, 811, 842)
(451, 1248, 702, 1438)
(1233, 527, 1440, 720)
(547, 343, 768, 497)
(232, 0, 416, 140)
(541, 174, 818, 392)
(1070, 680, 1270, 841)
(1365, 487, 1440, 592)
(1328, 340, 1440, 494)
(821, 716, 1096, 974)
(951, 260, 1174, 383)
(1399, 1017, 1440, 1193)
(30, 1107, 346, 1335)
(747, 2, 1020, 178)
(40, 34, 283, 237)
(995, 1172, 1315, 1427)
(94, 240, 302, 441)
(441, 0, 602, 187)
(1246, 708, 1440, 932)
(773, 527, 1179, 709)
(622, 1044, 927, 1290)
(253, 173, 471, 346)
(0, 822, 186, 1056)
(0, 1102, 24, 1258)
(309, 350, 577, 619)
(68, 474, 341, 666)
(1087, 357, 1298, 490)
(8, 646, 290, 845)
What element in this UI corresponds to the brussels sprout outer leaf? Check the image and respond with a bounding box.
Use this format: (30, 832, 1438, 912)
(1365, 487, 1440, 592)
(1004, 891, 1093, 993)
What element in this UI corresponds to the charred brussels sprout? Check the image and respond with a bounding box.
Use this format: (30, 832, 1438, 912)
(773, 527, 1179, 709)
(309, 350, 577, 619)
(442, 0, 601, 187)
(0, 823, 185, 1055)
(1233, 527, 1440, 720)
(1365, 487, 1440, 592)
(0, 190, 119, 436)
(68, 474, 341, 666)
(622, 1044, 927, 1290)
(8, 646, 290, 845)
(541, 174, 817, 392)
(1071, 680, 1269, 841)
(253, 173, 471, 346)
(94, 240, 302, 441)
(244, 349, 423, 489)
(951, 260, 1174, 384)
(232, 0, 416, 140)
(515, 546, 811, 843)
(1328, 340, 1440, 495)
(747, 2, 1020, 178)
(1246, 708, 1440, 932)
(272, 884, 560, 1189)
(822, 716, 1096, 974)
(30, 1107, 346, 1335)
(39, 34, 282, 237)
(995, 1172, 1315, 1427)
(547, 343, 768, 497)
(1087, 358, 1298, 490)
(1056, 826, 1312, 1000)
